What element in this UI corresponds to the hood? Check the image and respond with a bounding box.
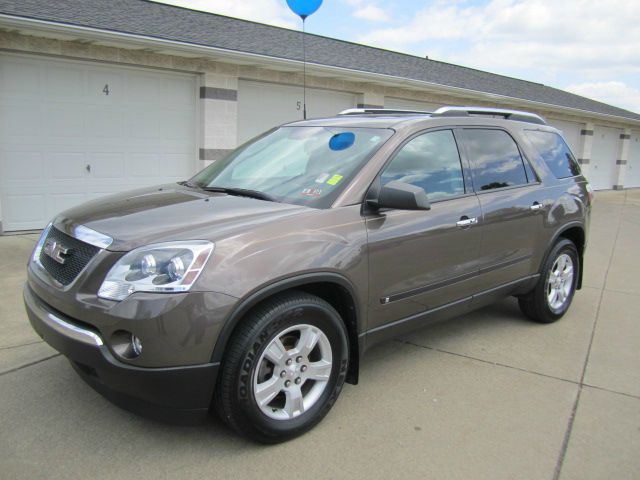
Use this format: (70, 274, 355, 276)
(54, 184, 307, 251)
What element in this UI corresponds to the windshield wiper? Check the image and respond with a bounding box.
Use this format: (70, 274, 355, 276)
(200, 186, 278, 202)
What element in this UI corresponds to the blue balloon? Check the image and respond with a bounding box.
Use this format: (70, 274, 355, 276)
(329, 132, 355, 151)
(286, 0, 323, 19)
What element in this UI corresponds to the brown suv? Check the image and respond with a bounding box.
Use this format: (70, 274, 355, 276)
(24, 107, 591, 443)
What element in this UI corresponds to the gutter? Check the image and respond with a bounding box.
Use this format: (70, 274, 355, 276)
(1, 13, 639, 127)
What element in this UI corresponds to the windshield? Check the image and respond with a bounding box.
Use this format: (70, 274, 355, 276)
(189, 126, 394, 208)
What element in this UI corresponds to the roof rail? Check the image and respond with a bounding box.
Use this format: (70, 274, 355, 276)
(338, 108, 432, 116)
(432, 106, 546, 125)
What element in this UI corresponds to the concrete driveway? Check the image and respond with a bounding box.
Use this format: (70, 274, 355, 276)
(1, 190, 638, 480)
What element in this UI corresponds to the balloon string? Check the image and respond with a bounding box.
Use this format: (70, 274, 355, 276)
(303, 17, 307, 120)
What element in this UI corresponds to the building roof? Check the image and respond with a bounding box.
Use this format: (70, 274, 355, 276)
(1, 0, 639, 122)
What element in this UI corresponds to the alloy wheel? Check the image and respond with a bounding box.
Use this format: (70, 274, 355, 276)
(253, 324, 333, 420)
(546, 253, 574, 310)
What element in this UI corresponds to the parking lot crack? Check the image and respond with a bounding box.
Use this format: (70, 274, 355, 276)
(551, 195, 625, 480)
(581, 383, 640, 401)
(0, 340, 45, 351)
(0, 353, 61, 377)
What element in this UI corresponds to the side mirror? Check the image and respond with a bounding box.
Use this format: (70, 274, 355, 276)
(367, 180, 431, 211)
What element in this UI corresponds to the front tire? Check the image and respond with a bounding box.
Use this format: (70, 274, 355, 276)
(214, 291, 349, 443)
(519, 238, 579, 324)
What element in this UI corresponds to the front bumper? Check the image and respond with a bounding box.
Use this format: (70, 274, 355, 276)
(24, 284, 219, 424)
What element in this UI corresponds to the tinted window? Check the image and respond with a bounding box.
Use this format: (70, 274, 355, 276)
(464, 129, 528, 191)
(381, 130, 464, 201)
(525, 130, 581, 178)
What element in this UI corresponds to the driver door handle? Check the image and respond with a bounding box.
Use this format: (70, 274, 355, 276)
(456, 216, 478, 228)
(530, 202, 543, 211)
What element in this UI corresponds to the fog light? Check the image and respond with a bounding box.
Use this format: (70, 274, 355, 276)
(111, 330, 143, 359)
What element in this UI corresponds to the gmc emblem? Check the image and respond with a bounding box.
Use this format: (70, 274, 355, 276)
(43, 239, 71, 265)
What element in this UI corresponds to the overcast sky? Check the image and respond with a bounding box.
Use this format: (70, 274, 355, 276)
(156, 0, 640, 113)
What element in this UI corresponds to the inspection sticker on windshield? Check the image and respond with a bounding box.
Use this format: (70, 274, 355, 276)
(326, 174, 343, 186)
(315, 173, 331, 184)
(301, 187, 322, 197)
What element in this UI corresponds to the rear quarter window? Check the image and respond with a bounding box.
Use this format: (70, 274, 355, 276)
(525, 130, 581, 179)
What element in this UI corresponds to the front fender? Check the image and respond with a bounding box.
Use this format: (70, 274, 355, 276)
(197, 205, 368, 368)
(209, 271, 363, 365)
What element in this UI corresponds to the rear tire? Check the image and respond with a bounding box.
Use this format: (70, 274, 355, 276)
(519, 238, 579, 324)
(214, 291, 349, 443)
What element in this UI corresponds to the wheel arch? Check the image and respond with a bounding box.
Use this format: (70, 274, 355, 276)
(211, 273, 363, 385)
(543, 223, 586, 289)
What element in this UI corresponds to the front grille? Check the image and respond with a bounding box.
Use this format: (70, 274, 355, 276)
(39, 227, 100, 286)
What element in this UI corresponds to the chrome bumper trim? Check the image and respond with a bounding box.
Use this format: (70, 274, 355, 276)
(42, 311, 104, 347)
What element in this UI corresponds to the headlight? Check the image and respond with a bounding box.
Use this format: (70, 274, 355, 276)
(98, 241, 214, 301)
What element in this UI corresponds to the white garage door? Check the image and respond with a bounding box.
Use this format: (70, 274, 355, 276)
(238, 80, 357, 144)
(546, 118, 582, 154)
(590, 125, 621, 190)
(0, 54, 197, 231)
(385, 97, 440, 112)
(627, 130, 640, 188)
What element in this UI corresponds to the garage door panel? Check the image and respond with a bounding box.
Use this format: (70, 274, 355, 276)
(46, 105, 86, 138)
(161, 153, 191, 177)
(163, 77, 198, 106)
(160, 111, 192, 139)
(125, 111, 159, 139)
(307, 89, 356, 118)
(127, 153, 159, 177)
(1, 150, 44, 181)
(86, 109, 124, 138)
(590, 125, 621, 190)
(87, 153, 125, 178)
(238, 82, 301, 143)
(4, 194, 47, 226)
(46, 65, 86, 100)
(0, 102, 41, 138)
(0, 54, 197, 231)
(87, 71, 124, 104)
(127, 74, 161, 104)
(238, 80, 356, 144)
(627, 131, 640, 188)
(0, 60, 41, 99)
(49, 152, 85, 179)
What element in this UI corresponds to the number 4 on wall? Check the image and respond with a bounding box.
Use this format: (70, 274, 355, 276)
(103, 84, 110, 95)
